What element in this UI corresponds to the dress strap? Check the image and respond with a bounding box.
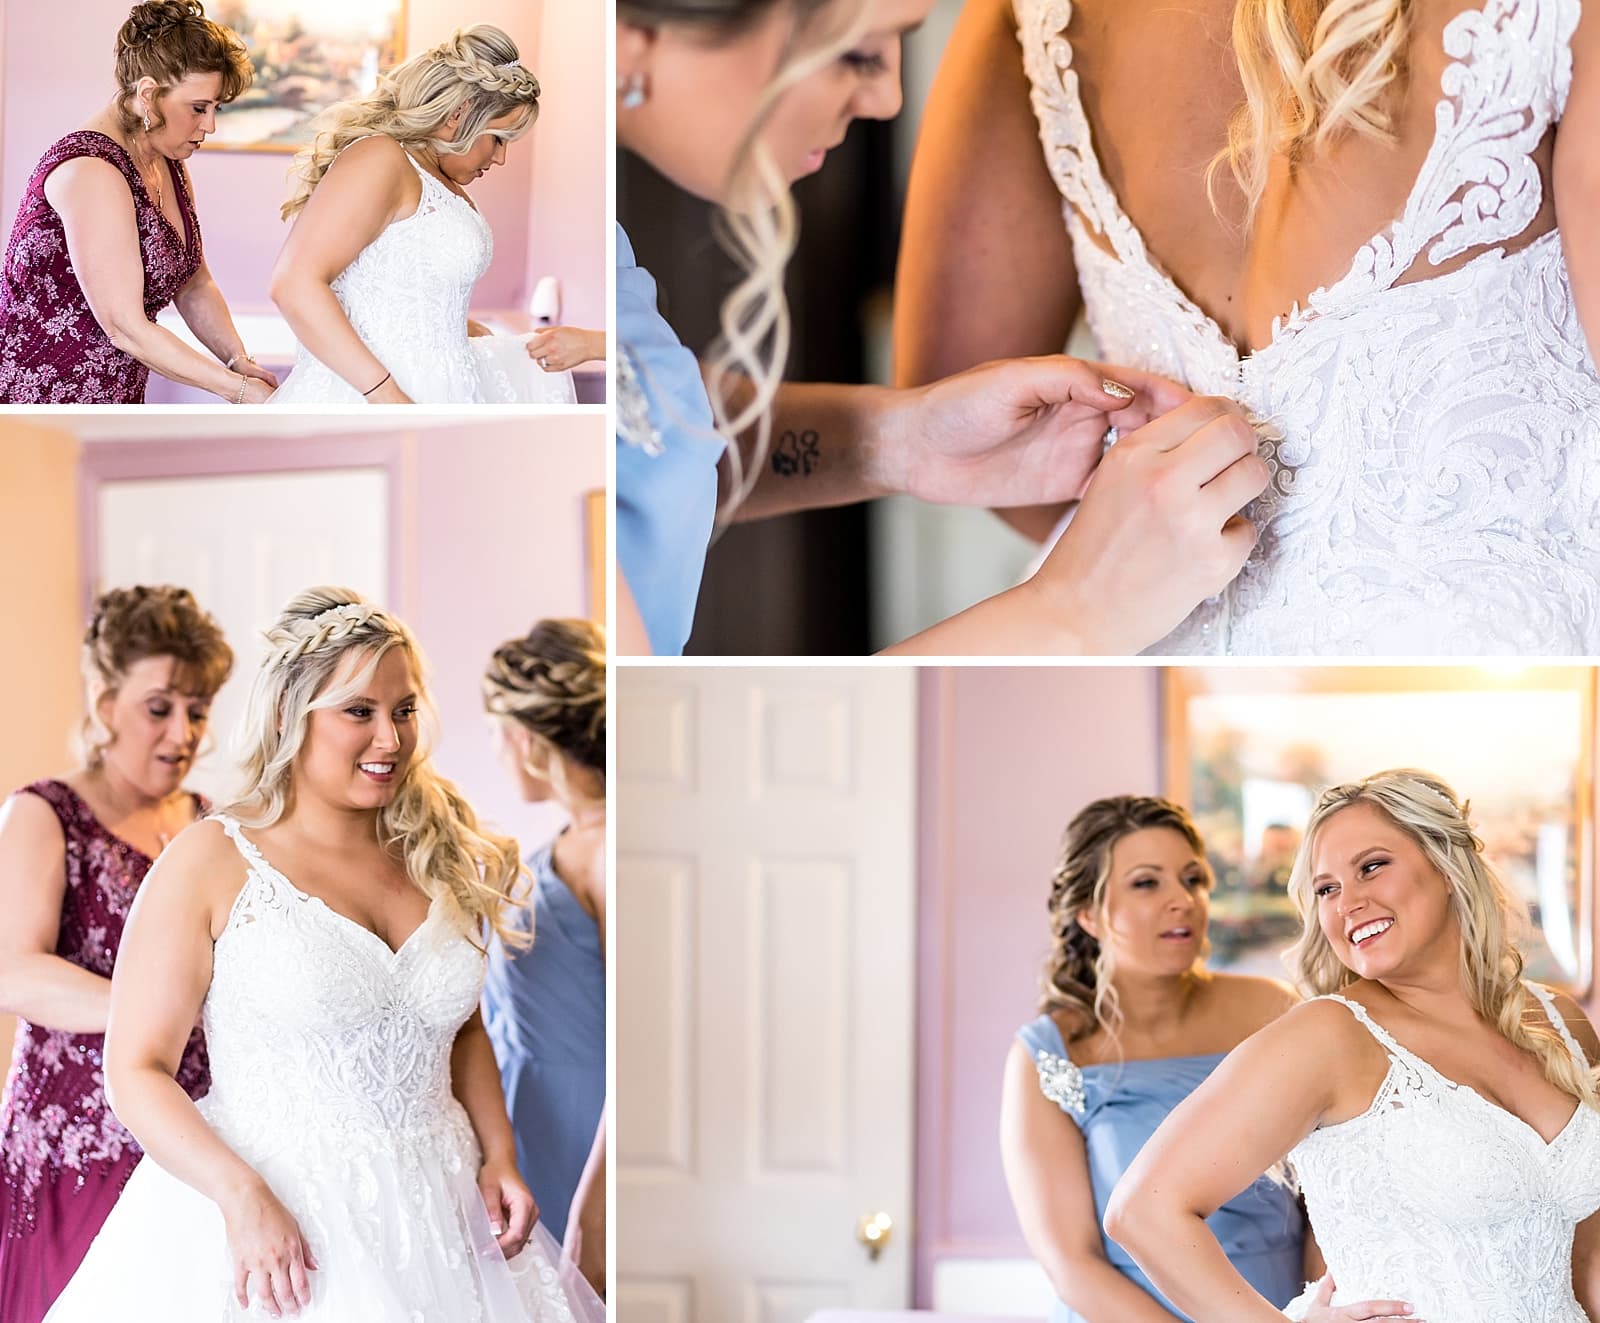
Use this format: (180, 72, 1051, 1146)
(1524, 981, 1588, 1068)
(212, 813, 268, 872)
(1309, 993, 1411, 1059)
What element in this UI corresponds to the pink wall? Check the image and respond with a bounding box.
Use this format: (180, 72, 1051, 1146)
(1, 1, 605, 316)
(914, 667, 1162, 1306)
(524, 0, 607, 333)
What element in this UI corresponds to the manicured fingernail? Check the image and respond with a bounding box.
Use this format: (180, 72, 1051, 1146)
(1101, 378, 1134, 400)
(491, 1222, 504, 1233)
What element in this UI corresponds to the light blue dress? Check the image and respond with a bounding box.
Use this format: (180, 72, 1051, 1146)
(1017, 1014, 1304, 1322)
(615, 223, 727, 657)
(483, 844, 605, 1244)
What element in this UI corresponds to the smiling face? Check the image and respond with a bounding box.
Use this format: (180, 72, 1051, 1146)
(617, 0, 932, 205)
(434, 108, 528, 185)
(140, 72, 225, 160)
(1079, 826, 1212, 977)
(1311, 801, 1461, 981)
(294, 646, 421, 814)
(98, 654, 214, 798)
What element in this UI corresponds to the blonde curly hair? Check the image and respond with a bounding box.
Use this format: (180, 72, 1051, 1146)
(1287, 768, 1599, 1109)
(282, 24, 541, 220)
(1214, 0, 1412, 222)
(226, 587, 528, 950)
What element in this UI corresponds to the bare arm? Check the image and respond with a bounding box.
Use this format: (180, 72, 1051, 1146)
(1577, 1211, 1600, 1319)
(0, 793, 113, 1032)
(1103, 1002, 1408, 1323)
(1557, 0, 1600, 367)
(172, 258, 278, 391)
(1000, 1042, 1186, 1321)
(894, 0, 1083, 541)
(452, 1009, 537, 1255)
(106, 819, 316, 1316)
(43, 159, 268, 402)
(268, 136, 415, 404)
(563, 849, 606, 1291)
(616, 568, 653, 657)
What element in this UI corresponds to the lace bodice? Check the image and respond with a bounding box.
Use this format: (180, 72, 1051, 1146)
(1016, 0, 1600, 655)
(202, 816, 483, 1165)
(1284, 988, 1600, 1320)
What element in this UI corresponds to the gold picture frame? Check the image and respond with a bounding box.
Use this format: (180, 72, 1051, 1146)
(586, 489, 606, 626)
(1162, 666, 1596, 994)
(209, 0, 409, 153)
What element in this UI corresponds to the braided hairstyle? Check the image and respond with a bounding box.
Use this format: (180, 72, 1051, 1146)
(281, 24, 541, 219)
(226, 587, 528, 949)
(114, 1, 252, 138)
(1287, 768, 1600, 1108)
(80, 585, 233, 766)
(1042, 796, 1210, 1048)
(482, 620, 605, 801)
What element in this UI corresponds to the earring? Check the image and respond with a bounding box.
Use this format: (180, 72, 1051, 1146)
(143, 114, 150, 132)
(619, 72, 648, 111)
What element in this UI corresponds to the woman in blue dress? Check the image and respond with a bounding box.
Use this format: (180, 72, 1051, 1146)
(481, 620, 606, 1295)
(1000, 795, 1397, 1323)
(614, 0, 1274, 658)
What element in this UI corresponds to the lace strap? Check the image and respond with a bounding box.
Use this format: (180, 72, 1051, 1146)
(212, 813, 271, 873)
(1524, 981, 1588, 1068)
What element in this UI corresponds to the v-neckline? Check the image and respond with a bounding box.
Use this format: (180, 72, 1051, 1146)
(1046, 0, 1497, 361)
(86, 131, 196, 256)
(1334, 993, 1584, 1150)
(49, 778, 201, 870)
(224, 818, 438, 961)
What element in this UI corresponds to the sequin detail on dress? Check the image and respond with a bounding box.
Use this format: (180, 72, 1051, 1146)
(1015, 0, 1600, 655)
(1033, 1048, 1087, 1116)
(0, 133, 201, 403)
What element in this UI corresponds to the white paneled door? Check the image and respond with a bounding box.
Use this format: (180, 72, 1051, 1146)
(617, 668, 918, 1322)
(95, 468, 389, 804)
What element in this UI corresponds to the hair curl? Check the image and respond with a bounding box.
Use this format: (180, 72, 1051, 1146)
(482, 619, 606, 795)
(618, 0, 870, 517)
(114, 1, 252, 138)
(1212, 0, 1411, 223)
(225, 587, 528, 950)
(282, 24, 541, 220)
(1042, 795, 1209, 1050)
(80, 585, 233, 766)
(1287, 768, 1600, 1109)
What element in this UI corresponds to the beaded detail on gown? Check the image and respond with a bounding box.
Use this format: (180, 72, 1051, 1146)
(1282, 986, 1600, 1321)
(1015, 0, 1600, 655)
(44, 816, 602, 1323)
(0, 133, 201, 403)
(0, 781, 208, 1323)
(270, 149, 575, 405)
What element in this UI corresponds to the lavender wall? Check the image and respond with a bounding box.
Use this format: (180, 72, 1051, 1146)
(0, 0, 605, 318)
(914, 667, 1163, 1306)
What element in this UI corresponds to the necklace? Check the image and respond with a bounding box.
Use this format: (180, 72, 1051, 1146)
(131, 137, 164, 213)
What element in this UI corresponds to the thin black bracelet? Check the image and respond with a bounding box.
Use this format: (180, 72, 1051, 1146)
(363, 371, 392, 397)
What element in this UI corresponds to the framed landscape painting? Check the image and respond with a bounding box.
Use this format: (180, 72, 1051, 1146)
(209, 0, 407, 152)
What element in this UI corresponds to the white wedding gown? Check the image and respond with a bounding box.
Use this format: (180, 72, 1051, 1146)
(1281, 986, 1600, 1321)
(1016, 0, 1600, 655)
(45, 816, 604, 1323)
(269, 151, 577, 405)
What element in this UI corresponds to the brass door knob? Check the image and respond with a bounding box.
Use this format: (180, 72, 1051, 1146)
(857, 1211, 893, 1261)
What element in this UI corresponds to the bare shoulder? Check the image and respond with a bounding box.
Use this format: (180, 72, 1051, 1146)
(44, 153, 134, 206)
(323, 134, 412, 185)
(0, 789, 67, 852)
(142, 817, 250, 923)
(1239, 993, 1377, 1064)
(1541, 986, 1600, 1064)
(1210, 971, 1300, 1027)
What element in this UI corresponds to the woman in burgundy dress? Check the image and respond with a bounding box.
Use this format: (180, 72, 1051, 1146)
(0, 586, 232, 1323)
(0, 1, 275, 403)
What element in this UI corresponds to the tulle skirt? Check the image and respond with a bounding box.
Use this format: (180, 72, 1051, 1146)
(43, 1114, 603, 1322)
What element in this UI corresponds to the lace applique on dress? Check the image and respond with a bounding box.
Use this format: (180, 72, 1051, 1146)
(1014, 0, 1600, 657)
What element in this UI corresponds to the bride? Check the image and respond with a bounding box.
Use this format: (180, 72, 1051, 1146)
(1102, 770, 1600, 1320)
(268, 26, 575, 405)
(899, 0, 1600, 655)
(44, 589, 602, 1321)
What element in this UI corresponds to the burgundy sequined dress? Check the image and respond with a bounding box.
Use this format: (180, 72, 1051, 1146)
(0, 780, 209, 1323)
(0, 131, 202, 403)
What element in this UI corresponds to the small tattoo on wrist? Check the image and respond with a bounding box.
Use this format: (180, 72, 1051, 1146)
(772, 429, 821, 477)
